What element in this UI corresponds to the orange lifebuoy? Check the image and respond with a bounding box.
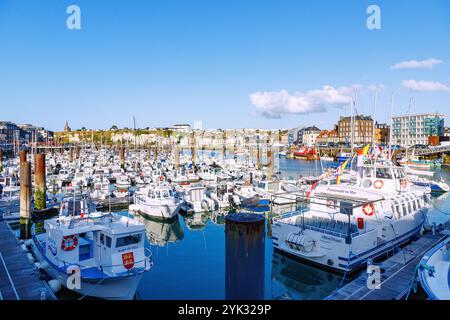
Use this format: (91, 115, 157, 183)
(159, 175, 165, 182)
(374, 180, 384, 190)
(362, 203, 375, 216)
(61, 235, 78, 251)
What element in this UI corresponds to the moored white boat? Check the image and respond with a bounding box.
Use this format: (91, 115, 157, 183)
(273, 163, 431, 272)
(31, 199, 153, 300)
(419, 237, 450, 300)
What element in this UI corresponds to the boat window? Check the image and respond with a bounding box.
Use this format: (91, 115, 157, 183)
(148, 190, 155, 198)
(161, 190, 170, 198)
(396, 201, 402, 216)
(412, 199, 417, 212)
(258, 182, 266, 189)
(155, 190, 161, 198)
(100, 233, 104, 245)
(407, 201, 413, 215)
(363, 168, 373, 178)
(105, 236, 112, 248)
(416, 198, 421, 209)
(116, 234, 142, 248)
(376, 168, 393, 179)
(340, 201, 353, 215)
(402, 204, 408, 216)
(169, 190, 174, 197)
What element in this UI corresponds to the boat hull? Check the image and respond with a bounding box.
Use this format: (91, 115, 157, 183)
(272, 210, 426, 273)
(31, 239, 143, 300)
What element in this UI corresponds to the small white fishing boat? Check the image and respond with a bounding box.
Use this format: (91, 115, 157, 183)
(419, 237, 450, 300)
(179, 185, 214, 213)
(133, 184, 181, 220)
(0, 186, 20, 204)
(31, 199, 153, 300)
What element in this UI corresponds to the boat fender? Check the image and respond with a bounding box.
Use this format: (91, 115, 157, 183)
(26, 253, 35, 263)
(48, 279, 62, 294)
(21, 244, 28, 252)
(326, 200, 335, 208)
(24, 239, 33, 248)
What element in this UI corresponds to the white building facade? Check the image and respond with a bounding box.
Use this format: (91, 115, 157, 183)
(392, 113, 445, 146)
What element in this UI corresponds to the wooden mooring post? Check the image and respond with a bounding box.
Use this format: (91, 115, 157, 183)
(20, 151, 32, 240)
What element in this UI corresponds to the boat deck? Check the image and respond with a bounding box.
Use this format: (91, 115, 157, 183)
(0, 221, 57, 300)
(326, 223, 450, 300)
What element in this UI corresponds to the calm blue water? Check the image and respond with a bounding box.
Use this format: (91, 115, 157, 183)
(131, 159, 450, 300)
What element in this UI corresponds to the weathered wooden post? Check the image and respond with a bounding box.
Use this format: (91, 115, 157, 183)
(256, 130, 262, 170)
(225, 213, 265, 300)
(222, 130, 227, 160)
(174, 144, 180, 170)
(233, 131, 238, 160)
(120, 146, 125, 169)
(20, 149, 27, 163)
(20, 156, 32, 239)
(0, 149, 3, 171)
(34, 153, 46, 211)
(191, 131, 196, 166)
(267, 131, 274, 180)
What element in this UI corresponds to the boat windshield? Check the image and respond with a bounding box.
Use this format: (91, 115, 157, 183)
(376, 168, 393, 180)
(161, 190, 170, 198)
(115, 233, 142, 248)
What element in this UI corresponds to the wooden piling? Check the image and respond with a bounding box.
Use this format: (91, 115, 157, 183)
(20, 160, 32, 239)
(120, 146, 125, 169)
(191, 131, 196, 165)
(256, 130, 262, 170)
(222, 130, 227, 160)
(174, 144, 180, 169)
(34, 153, 46, 210)
(0, 149, 3, 169)
(19, 149, 27, 163)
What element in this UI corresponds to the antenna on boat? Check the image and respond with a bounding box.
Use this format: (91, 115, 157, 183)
(373, 91, 378, 164)
(389, 93, 394, 160)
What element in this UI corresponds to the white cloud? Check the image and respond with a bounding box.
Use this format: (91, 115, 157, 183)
(250, 84, 381, 118)
(367, 84, 386, 92)
(391, 58, 443, 70)
(402, 80, 450, 92)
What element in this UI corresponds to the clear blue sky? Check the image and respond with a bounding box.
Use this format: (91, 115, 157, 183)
(0, 0, 449, 131)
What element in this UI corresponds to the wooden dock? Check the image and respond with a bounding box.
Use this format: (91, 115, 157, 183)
(326, 231, 448, 300)
(0, 221, 57, 300)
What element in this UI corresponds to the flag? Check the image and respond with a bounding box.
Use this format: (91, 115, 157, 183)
(306, 181, 319, 199)
(336, 155, 355, 185)
(362, 143, 371, 156)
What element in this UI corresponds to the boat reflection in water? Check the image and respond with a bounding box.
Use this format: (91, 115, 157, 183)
(135, 213, 184, 247)
(271, 251, 346, 300)
(225, 213, 265, 300)
(184, 212, 209, 231)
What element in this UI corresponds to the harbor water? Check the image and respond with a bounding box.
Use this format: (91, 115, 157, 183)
(54, 158, 450, 300)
